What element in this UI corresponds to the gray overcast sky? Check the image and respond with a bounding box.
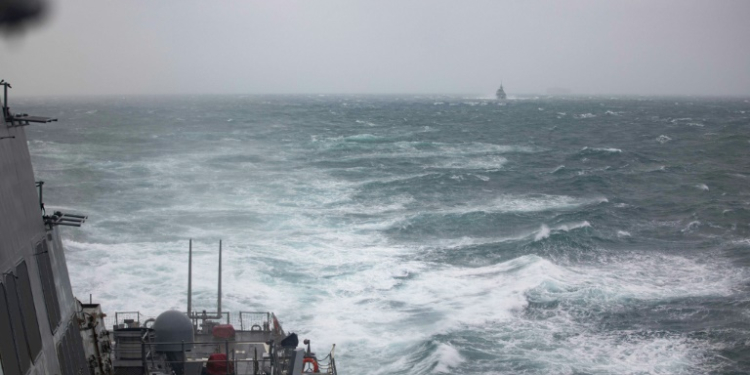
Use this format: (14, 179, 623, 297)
(1, 0, 749, 97)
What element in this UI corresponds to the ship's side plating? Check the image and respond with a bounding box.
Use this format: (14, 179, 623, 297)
(1, 89, 90, 375)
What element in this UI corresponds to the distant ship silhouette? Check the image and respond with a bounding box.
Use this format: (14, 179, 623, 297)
(496, 83, 507, 100)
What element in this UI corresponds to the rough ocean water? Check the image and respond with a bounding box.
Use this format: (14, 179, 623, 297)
(19, 94, 750, 374)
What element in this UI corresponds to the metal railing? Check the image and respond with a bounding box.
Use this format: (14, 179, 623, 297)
(109, 320, 336, 375)
(322, 344, 338, 375)
(109, 311, 282, 333)
(106, 311, 146, 329)
(112, 340, 285, 375)
(188, 310, 232, 324)
(239, 312, 270, 331)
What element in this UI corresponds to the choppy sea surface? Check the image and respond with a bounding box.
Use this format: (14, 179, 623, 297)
(20, 94, 750, 374)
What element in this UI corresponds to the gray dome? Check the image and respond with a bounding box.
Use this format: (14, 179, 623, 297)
(152, 310, 194, 352)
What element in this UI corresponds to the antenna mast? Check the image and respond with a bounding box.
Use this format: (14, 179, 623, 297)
(187, 239, 193, 316)
(185, 239, 224, 320)
(218, 240, 222, 317)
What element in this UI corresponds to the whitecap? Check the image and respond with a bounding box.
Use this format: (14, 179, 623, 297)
(682, 220, 701, 232)
(484, 195, 606, 214)
(670, 117, 692, 123)
(581, 146, 622, 153)
(649, 165, 667, 172)
(656, 135, 672, 144)
(574, 113, 596, 119)
(433, 344, 464, 373)
(532, 221, 591, 241)
(355, 119, 377, 126)
(431, 155, 508, 170)
(551, 165, 565, 173)
(344, 133, 382, 142)
(555, 221, 591, 232)
(534, 224, 551, 241)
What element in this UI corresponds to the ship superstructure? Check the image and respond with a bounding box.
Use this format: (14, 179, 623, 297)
(0, 81, 337, 375)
